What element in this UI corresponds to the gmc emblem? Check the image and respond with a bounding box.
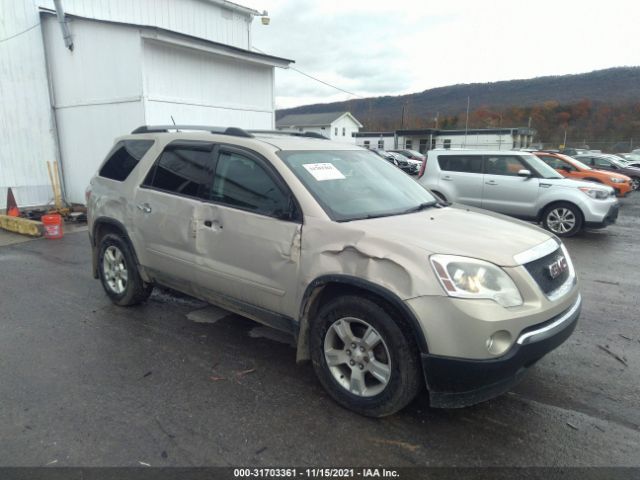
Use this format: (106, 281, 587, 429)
(547, 256, 569, 279)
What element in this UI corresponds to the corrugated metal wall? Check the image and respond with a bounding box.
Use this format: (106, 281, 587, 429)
(3, 0, 278, 207)
(37, 0, 252, 49)
(143, 39, 274, 128)
(41, 15, 146, 204)
(0, 0, 58, 209)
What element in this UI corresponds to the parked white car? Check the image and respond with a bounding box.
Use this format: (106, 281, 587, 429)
(418, 149, 619, 237)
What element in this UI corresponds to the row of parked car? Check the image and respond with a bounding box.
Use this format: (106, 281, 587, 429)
(384, 147, 640, 237)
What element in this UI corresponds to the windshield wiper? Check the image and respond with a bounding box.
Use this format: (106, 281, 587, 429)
(400, 201, 438, 214)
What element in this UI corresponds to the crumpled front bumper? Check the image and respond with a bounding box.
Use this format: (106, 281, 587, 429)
(422, 294, 581, 408)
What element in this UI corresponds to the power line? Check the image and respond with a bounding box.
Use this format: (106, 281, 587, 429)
(252, 46, 364, 99)
(0, 22, 40, 44)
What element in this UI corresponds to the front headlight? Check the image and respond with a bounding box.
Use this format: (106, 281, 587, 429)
(430, 255, 523, 307)
(609, 177, 624, 183)
(578, 186, 610, 199)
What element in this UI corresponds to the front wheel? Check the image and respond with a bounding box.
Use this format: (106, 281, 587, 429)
(631, 177, 640, 191)
(310, 295, 421, 417)
(542, 203, 583, 237)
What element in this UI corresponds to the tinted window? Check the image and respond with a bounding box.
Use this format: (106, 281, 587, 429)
(485, 155, 527, 176)
(208, 151, 289, 217)
(539, 155, 571, 170)
(438, 155, 482, 173)
(593, 157, 612, 168)
(144, 143, 213, 198)
(99, 140, 154, 181)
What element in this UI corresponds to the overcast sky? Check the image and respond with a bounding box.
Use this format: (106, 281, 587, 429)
(244, 0, 640, 110)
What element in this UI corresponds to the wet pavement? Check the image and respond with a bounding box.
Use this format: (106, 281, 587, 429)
(0, 196, 638, 467)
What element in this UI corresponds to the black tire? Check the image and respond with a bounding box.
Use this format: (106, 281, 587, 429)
(542, 202, 583, 237)
(98, 233, 153, 306)
(310, 295, 422, 417)
(631, 177, 640, 191)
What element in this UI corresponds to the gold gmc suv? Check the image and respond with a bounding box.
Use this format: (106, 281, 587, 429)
(87, 126, 581, 417)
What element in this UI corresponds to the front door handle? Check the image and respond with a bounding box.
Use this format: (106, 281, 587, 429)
(485, 180, 498, 185)
(204, 220, 223, 229)
(136, 203, 152, 214)
(442, 175, 453, 181)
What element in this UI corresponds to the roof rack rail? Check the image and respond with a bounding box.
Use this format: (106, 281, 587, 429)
(131, 125, 254, 138)
(250, 129, 329, 140)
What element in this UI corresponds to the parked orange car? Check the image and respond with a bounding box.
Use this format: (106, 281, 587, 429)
(535, 151, 633, 197)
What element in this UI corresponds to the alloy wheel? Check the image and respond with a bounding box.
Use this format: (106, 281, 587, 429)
(102, 245, 128, 294)
(323, 317, 391, 397)
(546, 208, 576, 234)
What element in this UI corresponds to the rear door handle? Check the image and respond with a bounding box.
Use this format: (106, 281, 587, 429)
(442, 175, 453, 181)
(136, 203, 152, 213)
(485, 180, 498, 185)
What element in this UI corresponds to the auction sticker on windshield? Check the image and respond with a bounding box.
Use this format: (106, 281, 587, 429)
(303, 163, 346, 181)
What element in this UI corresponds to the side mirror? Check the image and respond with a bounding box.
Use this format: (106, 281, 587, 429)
(517, 169, 532, 177)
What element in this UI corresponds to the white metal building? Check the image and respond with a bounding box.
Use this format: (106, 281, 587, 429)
(276, 112, 363, 142)
(354, 127, 536, 153)
(1, 0, 292, 208)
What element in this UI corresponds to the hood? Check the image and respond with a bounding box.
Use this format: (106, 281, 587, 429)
(592, 169, 631, 180)
(544, 177, 615, 192)
(350, 205, 553, 267)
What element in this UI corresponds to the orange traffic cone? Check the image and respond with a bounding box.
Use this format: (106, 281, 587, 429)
(6, 187, 20, 217)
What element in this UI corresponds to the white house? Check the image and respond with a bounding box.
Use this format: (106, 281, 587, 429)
(354, 127, 536, 153)
(1, 0, 292, 208)
(276, 112, 363, 142)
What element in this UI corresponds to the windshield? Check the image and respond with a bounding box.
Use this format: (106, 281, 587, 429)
(522, 154, 564, 179)
(278, 150, 436, 221)
(570, 157, 592, 170)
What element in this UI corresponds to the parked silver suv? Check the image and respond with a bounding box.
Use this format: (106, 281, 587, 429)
(418, 149, 619, 236)
(87, 127, 581, 416)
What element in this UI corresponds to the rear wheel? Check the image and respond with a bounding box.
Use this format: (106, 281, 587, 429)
(310, 295, 421, 417)
(542, 203, 583, 237)
(98, 233, 152, 306)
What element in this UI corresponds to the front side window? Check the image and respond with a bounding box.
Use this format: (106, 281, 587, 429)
(100, 140, 154, 181)
(438, 155, 482, 174)
(143, 143, 213, 198)
(485, 155, 528, 176)
(278, 150, 436, 222)
(208, 151, 289, 217)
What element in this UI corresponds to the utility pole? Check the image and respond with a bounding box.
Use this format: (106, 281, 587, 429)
(464, 96, 470, 147)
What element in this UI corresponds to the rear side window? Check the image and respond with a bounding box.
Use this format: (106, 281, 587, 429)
(143, 143, 213, 198)
(207, 150, 288, 217)
(438, 155, 482, 173)
(99, 140, 154, 181)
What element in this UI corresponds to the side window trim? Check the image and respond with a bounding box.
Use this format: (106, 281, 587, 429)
(206, 144, 303, 223)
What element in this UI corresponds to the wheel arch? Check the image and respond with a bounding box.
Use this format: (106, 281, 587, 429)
(537, 200, 584, 223)
(91, 217, 141, 279)
(295, 275, 429, 363)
